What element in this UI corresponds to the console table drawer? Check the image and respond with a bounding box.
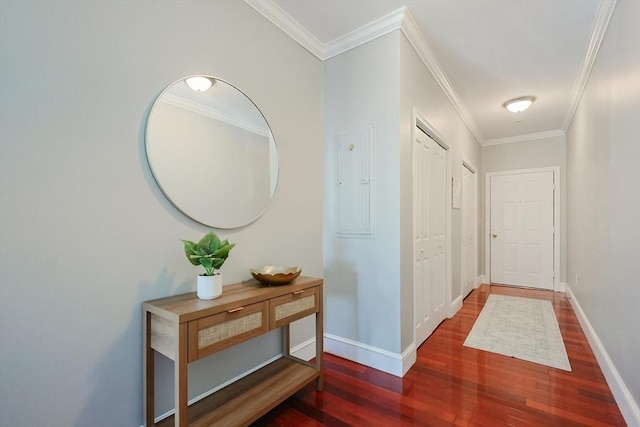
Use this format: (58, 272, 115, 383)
(270, 286, 319, 329)
(188, 301, 269, 362)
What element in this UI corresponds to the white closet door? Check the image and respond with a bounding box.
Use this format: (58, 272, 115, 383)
(414, 128, 447, 346)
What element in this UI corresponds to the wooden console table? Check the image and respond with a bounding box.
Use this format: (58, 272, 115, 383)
(143, 276, 323, 426)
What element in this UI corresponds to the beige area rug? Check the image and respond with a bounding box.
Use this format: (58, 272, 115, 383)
(463, 294, 572, 371)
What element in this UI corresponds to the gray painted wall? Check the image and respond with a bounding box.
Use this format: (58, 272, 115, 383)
(566, 0, 640, 407)
(480, 135, 567, 284)
(0, 1, 322, 425)
(323, 33, 402, 353)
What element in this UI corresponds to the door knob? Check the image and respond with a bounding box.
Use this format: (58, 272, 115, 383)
(492, 233, 498, 238)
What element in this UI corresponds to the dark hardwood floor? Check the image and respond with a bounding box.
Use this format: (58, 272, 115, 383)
(252, 284, 627, 426)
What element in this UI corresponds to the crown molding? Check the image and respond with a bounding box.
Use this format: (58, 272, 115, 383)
(323, 8, 406, 60)
(244, 1, 406, 61)
(244, 0, 324, 59)
(562, 0, 617, 132)
(245, 1, 612, 145)
(482, 129, 565, 147)
(400, 9, 484, 144)
(246, 1, 483, 144)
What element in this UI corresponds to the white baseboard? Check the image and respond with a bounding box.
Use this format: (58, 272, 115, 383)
(478, 275, 488, 285)
(565, 285, 640, 426)
(324, 333, 416, 377)
(291, 337, 316, 361)
(450, 295, 463, 317)
(559, 282, 567, 292)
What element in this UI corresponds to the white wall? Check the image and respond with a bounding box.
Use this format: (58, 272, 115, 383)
(323, 33, 402, 354)
(399, 35, 481, 350)
(0, 1, 322, 425)
(566, 0, 640, 412)
(480, 135, 567, 284)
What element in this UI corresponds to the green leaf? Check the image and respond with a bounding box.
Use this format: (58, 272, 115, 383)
(200, 257, 214, 275)
(211, 257, 225, 270)
(197, 232, 221, 253)
(181, 240, 200, 266)
(213, 242, 235, 259)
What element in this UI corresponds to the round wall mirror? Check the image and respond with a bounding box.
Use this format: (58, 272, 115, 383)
(145, 76, 279, 228)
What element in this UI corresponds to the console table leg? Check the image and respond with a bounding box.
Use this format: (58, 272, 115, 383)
(175, 323, 188, 426)
(282, 324, 291, 357)
(143, 310, 155, 426)
(316, 288, 324, 391)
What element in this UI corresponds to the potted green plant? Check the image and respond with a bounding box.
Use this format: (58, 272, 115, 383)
(182, 231, 235, 300)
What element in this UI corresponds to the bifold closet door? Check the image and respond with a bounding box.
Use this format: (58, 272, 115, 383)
(414, 127, 447, 346)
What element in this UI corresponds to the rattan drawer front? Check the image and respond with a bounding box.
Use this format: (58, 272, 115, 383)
(188, 301, 268, 362)
(270, 287, 319, 329)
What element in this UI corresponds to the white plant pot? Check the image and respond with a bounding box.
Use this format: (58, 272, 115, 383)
(197, 273, 223, 300)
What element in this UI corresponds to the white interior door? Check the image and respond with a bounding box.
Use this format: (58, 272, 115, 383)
(414, 127, 447, 347)
(490, 171, 554, 290)
(461, 164, 477, 298)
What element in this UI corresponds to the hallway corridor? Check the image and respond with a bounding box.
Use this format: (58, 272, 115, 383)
(256, 285, 626, 426)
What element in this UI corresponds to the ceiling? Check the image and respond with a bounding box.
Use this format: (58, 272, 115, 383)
(247, 0, 617, 145)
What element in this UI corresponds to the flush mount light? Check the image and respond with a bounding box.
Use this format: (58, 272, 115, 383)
(503, 96, 536, 113)
(185, 76, 213, 92)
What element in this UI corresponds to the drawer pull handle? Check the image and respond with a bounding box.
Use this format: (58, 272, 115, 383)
(228, 306, 245, 313)
(293, 290, 306, 295)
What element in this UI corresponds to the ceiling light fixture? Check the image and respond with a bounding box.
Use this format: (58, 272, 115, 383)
(503, 96, 536, 113)
(185, 76, 213, 92)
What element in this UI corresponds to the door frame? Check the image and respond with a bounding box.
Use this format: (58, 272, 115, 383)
(461, 157, 478, 298)
(484, 167, 560, 291)
(412, 109, 452, 333)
